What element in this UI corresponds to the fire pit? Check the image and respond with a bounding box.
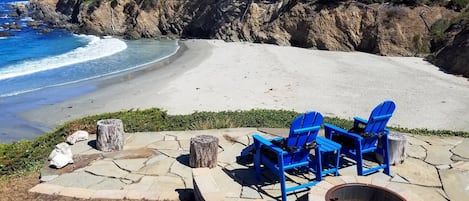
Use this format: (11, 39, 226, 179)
(308, 176, 422, 201)
(325, 183, 406, 201)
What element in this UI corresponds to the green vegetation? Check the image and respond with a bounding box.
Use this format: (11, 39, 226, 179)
(1, 108, 468, 178)
(81, 0, 107, 5)
(452, 10, 469, 22)
(430, 19, 452, 39)
(354, 0, 467, 8)
(449, 0, 469, 11)
(430, 10, 469, 46)
(413, 34, 430, 54)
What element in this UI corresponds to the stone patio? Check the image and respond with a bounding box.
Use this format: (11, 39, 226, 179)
(29, 128, 469, 200)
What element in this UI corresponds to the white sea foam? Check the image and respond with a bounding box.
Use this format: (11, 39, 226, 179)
(0, 35, 127, 81)
(9, 1, 29, 5)
(20, 17, 33, 21)
(0, 41, 179, 98)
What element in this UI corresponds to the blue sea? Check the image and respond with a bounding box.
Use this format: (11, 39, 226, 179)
(0, 0, 179, 143)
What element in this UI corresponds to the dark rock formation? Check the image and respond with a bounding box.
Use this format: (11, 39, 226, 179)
(8, 3, 28, 18)
(26, 20, 41, 29)
(29, 0, 73, 29)
(2, 22, 22, 31)
(428, 16, 469, 78)
(39, 27, 53, 34)
(0, 31, 14, 37)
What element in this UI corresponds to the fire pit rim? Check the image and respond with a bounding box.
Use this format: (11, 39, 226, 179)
(308, 175, 423, 201)
(325, 182, 407, 201)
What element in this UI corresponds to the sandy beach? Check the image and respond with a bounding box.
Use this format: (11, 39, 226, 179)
(20, 39, 469, 132)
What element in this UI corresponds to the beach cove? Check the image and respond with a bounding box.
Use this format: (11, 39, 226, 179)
(18, 39, 469, 136)
(0, 37, 179, 143)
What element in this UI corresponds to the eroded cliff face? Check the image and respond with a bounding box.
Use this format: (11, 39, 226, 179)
(429, 17, 469, 77)
(29, 0, 457, 57)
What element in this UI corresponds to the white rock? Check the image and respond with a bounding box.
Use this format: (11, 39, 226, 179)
(67, 130, 89, 145)
(49, 142, 74, 169)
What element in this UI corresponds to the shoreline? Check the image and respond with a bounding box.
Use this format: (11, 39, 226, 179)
(14, 39, 469, 139)
(0, 39, 185, 143)
(18, 39, 206, 130)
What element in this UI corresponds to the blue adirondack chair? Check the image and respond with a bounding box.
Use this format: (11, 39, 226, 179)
(324, 100, 396, 176)
(253, 111, 341, 201)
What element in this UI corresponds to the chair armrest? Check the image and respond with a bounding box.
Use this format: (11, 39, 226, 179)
(324, 123, 348, 139)
(339, 131, 363, 140)
(324, 123, 363, 140)
(293, 126, 320, 134)
(252, 134, 286, 154)
(371, 114, 392, 121)
(353, 116, 368, 128)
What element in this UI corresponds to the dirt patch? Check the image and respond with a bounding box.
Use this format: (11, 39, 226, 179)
(0, 173, 139, 201)
(0, 173, 80, 201)
(41, 154, 103, 177)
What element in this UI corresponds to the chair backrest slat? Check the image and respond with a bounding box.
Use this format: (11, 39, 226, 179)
(286, 111, 323, 148)
(364, 100, 396, 134)
(355, 101, 395, 149)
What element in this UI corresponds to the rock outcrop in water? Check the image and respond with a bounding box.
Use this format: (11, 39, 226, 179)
(0, 31, 14, 37)
(28, 0, 467, 76)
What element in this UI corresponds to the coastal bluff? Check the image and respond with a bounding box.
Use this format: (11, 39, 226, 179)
(28, 0, 468, 77)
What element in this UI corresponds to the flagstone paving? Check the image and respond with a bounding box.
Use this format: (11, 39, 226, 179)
(29, 128, 469, 200)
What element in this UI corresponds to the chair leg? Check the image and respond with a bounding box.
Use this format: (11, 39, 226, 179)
(279, 170, 287, 201)
(356, 143, 364, 176)
(382, 135, 391, 175)
(254, 153, 262, 180)
(315, 148, 323, 181)
(334, 149, 340, 176)
(254, 141, 262, 180)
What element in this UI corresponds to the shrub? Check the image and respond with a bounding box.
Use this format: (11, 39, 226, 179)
(448, 0, 469, 11)
(430, 19, 452, 39)
(413, 34, 430, 54)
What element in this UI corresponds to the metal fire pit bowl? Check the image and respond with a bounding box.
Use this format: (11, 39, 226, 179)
(325, 183, 406, 201)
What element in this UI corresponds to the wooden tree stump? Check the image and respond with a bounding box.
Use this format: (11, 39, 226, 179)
(190, 135, 219, 168)
(377, 131, 407, 165)
(96, 119, 124, 152)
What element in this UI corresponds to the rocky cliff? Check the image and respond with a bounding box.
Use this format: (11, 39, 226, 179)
(28, 0, 466, 75)
(428, 15, 469, 78)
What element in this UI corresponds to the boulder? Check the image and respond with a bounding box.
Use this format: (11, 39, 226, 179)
(15, 3, 29, 17)
(3, 22, 22, 31)
(29, 1, 70, 28)
(48, 142, 74, 169)
(26, 21, 41, 29)
(0, 31, 14, 37)
(8, 3, 28, 18)
(67, 130, 89, 145)
(38, 28, 52, 34)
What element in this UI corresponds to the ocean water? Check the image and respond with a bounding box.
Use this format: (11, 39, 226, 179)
(0, 1, 179, 143)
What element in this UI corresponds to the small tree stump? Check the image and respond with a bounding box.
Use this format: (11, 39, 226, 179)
(377, 131, 407, 165)
(190, 135, 219, 168)
(96, 119, 124, 152)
